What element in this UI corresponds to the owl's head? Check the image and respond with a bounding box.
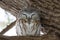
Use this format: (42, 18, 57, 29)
(19, 8, 40, 23)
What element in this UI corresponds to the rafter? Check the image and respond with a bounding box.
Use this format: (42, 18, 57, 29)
(0, 20, 16, 35)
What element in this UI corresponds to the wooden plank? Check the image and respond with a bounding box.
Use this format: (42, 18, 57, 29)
(0, 20, 16, 34)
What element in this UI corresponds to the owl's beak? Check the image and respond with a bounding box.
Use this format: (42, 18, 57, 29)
(28, 18, 31, 24)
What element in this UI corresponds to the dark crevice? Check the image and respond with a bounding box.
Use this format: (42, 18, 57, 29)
(0, 0, 2, 1)
(55, 32, 60, 39)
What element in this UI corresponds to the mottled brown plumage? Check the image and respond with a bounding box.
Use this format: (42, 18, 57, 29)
(16, 8, 46, 36)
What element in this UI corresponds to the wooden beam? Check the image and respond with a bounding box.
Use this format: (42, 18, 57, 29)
(0, 20, 16, 34)
(0, 33, 59, 40)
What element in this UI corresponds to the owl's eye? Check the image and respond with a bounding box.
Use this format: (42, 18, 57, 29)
(21, 14, 27, 19)
(32, 15, 39, 20)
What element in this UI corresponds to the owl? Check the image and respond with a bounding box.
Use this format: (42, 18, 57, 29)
(16, 8, 46, 36)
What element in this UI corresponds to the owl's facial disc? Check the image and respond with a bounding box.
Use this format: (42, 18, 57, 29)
(20, 12, 40, 24)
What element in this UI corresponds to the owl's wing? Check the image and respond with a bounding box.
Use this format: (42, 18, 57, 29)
(39, 25, 47, 36)
(16, 20, 22, 36)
